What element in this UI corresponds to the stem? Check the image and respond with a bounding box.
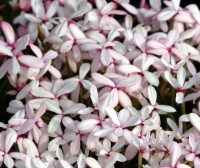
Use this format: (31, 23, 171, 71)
(181, 102, 186, 131)
(181, 102, 186, 115)
(138, 152, 143, 168)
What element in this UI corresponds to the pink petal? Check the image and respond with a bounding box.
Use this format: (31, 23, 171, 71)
(106, 107, 120, 126)
(25, 14, 41, 23)
(189, 113, 200, 132)
(48, 65, 62, 79)
(60, 40, 73, 53)
(85, 157, 102, 168)
(100, 49, 112, 66)
(0, 59, 10, 79)
(46, 1, 58, 18)
(164, 71, 179, 88)
(56, 80, 78, 97)
(118, 90, 132, 108)
(94, 128, 114, 137)
(157, 10, 176, 21)
(117, 64, 140, 74)
(177, 67, 186, 87)
(92, 73, 115, 87)
(8, 57, 20, 75)
(172, 0, 180, 11)
(70, 138, 80, 155)
(90, 85, 98, 106)
(18, 119, 34, 135)
(68, 23, 86, 39)
(170, 142, 181, 167)
(1, 21, 15, 44)
(48, 115, 62, 133)
(78, 119, 99, 132)
(42, 50, 58, 62)
(5, 129, 17, 153)
(18, 55, 44, 68)
(0, 44, 13, 56)
(14, 34, 30, 54)
(34, 102, 46, 120)
(176, 92, 184, 104)
(31, 87, 55, 98)
(147, 86, 157, 106)
(30, 44, 43, 58)
(4, 154, 14, 168)
(120, 3, 138, 15)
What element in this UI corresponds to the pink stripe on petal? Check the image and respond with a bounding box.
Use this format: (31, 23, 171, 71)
(18, 55, 44, 68)
(1, 21, 15, 44)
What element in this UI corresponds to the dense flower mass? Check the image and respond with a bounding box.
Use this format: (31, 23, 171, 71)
(0, 0, 200, 167)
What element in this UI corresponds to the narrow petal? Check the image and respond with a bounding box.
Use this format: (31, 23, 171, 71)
(92, 73, 115, 87)
(1, 21, 15, 44)
(78, 119, 99, 132)
(164, 71, 179, 88)
(189, 113, 200, 132)
(170, 142, 181, 167)
(157, 10, 176, 21)
(18, 119, 34, 135)
(18, 55, 44, 68)
(177, 67, 186, 87)
(117, 64, 141, 74)
(0, 44, 13, 56)
(8, 57, 20, 75)
(14, 34, 30, 54)
(106, 107, 120, 126)
(31, 87, 55, 98)
(48, 115, 62, 133)
(79, 63, 90, 80)
(85, 157, 102, 168)
(94, 128, 114, 137)
(147, 85, 157, 106)
(5, 129, 17, 153)
(157, 105, 176, 113)
(118, 90, 132, 108)
(90, 85, 98, 106)
(4, 154, 14, 168)
(46, 1, 58, 18)
(30, 44, 43, 58)
(176, 92, 184, 104)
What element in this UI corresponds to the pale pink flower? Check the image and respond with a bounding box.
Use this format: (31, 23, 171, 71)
(164, 67, 197, 103)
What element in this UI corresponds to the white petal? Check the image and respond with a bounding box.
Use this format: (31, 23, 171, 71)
(92, 73, 115, 87)
(117, 64, 140, 74)
(85, 157, 102, 168)
(46, 1, 58, 18)
(189, 113, 200, 132)
(147, 85, 157, 106)
(48, 115, 62, 133)
(5, 129, 17, 153)
(177, 67, 186, 87)
(164, 71, 179, 88)
(90, 85, 98, 106)
(106, 107, 120, 126)
(18, 55, 44, 68)
(144, 72, 159, 87)
(78, 119, 99, 132)
(0, 44, 13, 56)
(176, 92, 184, 104)
(79, 63, 90, 80)
(157, 105, 176, 113)
(157, 10, 176, 21)
(8, 57, 20, 75)
(31, 87, 55, 98)
(4, 154, 14, 168)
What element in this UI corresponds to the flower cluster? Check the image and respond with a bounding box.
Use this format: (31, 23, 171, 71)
(0, 0, 200, 167)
